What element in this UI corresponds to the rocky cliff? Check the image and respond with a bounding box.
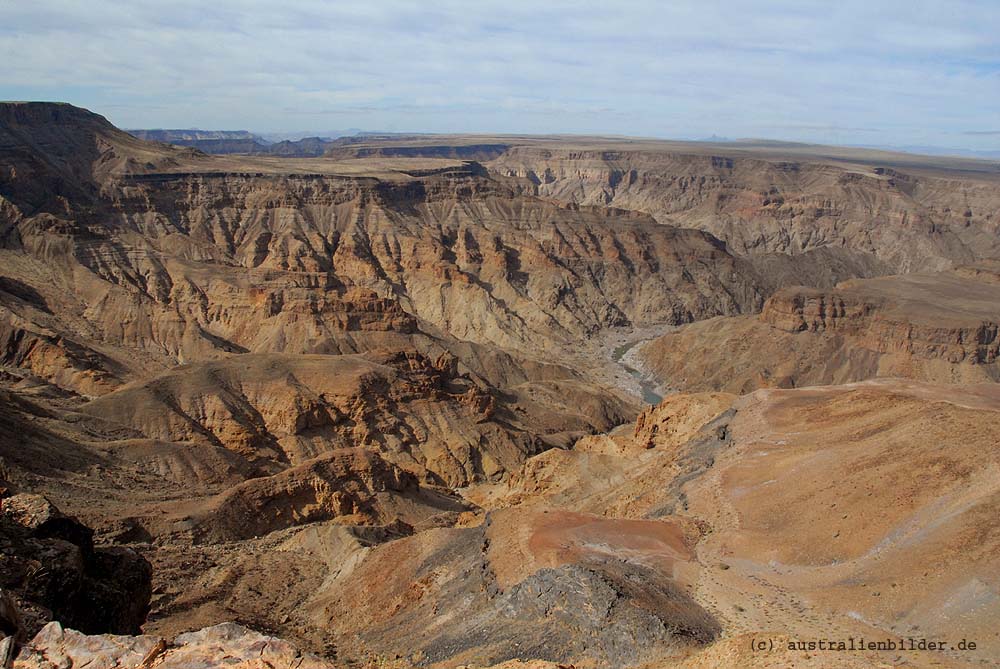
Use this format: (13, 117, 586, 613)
(761, 276, 1000, 364)
(1, 103, 889, 399)
(637, 266, 1000, 393)
(489, 145, 1000, 272)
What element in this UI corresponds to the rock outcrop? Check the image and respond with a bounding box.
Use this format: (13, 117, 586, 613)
(760, 273, 1000, 364)
(79, 351, 629, 487)
(12, 621, 332, 669)
(306, 509, 719, 667)
(181, 448, 471, 543)
(637, 266, 1000, 393)
(0, 494, 151, 639)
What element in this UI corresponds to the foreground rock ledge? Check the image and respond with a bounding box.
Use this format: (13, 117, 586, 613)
(11, 621, 333, 669)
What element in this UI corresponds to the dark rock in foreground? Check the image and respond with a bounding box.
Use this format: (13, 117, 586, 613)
(0, 494, 152, 638)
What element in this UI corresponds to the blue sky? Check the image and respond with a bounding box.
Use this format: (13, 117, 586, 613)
(2, 1, 999, 149)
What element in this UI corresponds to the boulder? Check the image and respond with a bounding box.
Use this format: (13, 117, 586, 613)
(0, 495, 151, 637)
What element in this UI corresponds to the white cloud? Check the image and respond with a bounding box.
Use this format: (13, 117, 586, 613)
(1, 0, 998, 148)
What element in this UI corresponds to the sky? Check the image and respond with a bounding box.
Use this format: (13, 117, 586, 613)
(2, 0, 999, 150)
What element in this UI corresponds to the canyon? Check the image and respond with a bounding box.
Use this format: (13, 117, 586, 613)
(1, 102, 999, 668)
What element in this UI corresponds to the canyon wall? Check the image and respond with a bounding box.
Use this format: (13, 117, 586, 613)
(490, 146, 1000, 272)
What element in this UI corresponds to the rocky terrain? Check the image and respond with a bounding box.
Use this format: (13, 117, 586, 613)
(635, 263, 1000, 394)
(464, 380, 1000, 668)
(1, 103, 999, 668)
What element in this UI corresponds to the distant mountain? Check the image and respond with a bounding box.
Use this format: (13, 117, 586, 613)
(266, 136, 331, 156)
(127, 128, 270, 154)
(128, 129, 263, 142)
(257, 129, 361, 142)
(126, 128, 336, 157)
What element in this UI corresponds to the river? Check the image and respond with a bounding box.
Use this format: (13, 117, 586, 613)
(611, 339, 663, 405)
